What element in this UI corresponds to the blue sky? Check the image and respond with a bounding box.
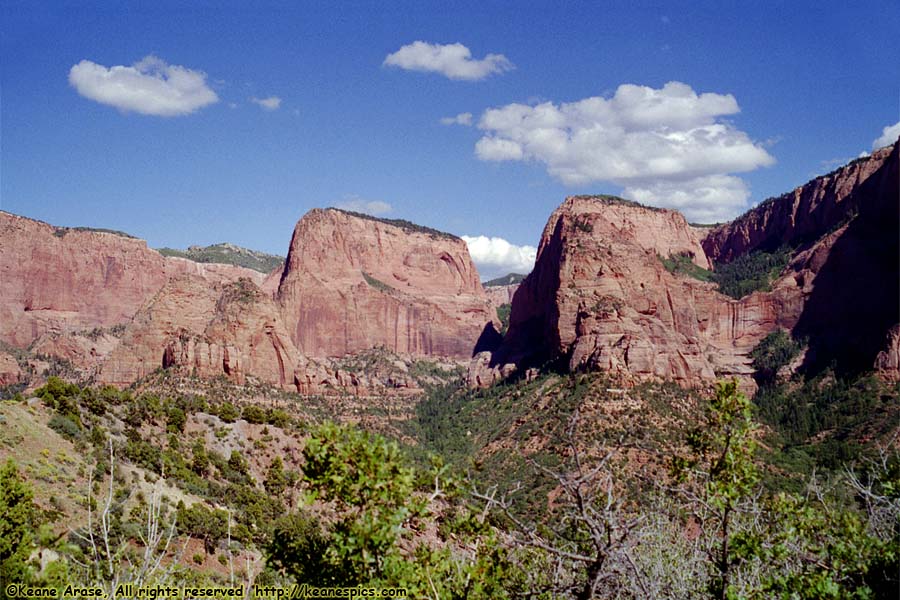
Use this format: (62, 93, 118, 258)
(2, 0, 898, 278)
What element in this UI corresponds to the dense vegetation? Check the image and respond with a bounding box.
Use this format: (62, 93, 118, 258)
(660, 245, 794, 299)
(496, 303, 512, 334)
(2, 375, 896, 598)
(712, 245, 794, 299)
(158, 243, 284, 273)
(658, 252, 714, 282)
(745, 332, 900, 478)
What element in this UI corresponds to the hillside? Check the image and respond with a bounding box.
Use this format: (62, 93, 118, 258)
(484, 272, 527, 286)
(158, 243, 285, 274)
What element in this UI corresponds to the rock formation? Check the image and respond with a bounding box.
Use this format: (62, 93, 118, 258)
(0, 212, 265, 349)
(704, 140, 899, 377)
(484, 283, 519, 309)
(0, 351, 22, 386)
(471, 196, 770, 389)
(702, 143, 897, 263)
(277, 209, 492, 358)
(98, 276, 302, 390)
(471, 141, 899, 388)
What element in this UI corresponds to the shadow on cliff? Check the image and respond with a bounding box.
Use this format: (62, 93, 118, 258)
(486, 216, 567, 372)
(794, 144, 900, 378)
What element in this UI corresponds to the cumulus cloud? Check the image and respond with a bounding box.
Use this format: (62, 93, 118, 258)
(335, 196, 393, 216)
(440, 112, 473, 126)
(873, 121, 900, 149)
(462, 235, 536, 280)
(251, 96, 282, 111)
(68, 55, 218, 116)
(474, 81, 775, 222)
(384, 41, 513, 81)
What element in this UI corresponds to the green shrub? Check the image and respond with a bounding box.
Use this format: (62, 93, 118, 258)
(361, 272, 394, 293)
(751, 330, 802, 385)
(242, 405, 267, 424)
(217, 402, 240, 423)
(497, 303, 512, 335)
(0, 460, 41, 585)
(659, 252, 714, 282)
(48, 414, 82, 440)
(167, 407, 186, 433)
(266, 408, 291, 428)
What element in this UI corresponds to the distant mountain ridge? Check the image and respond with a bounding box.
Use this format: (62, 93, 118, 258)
(158, 242, 284, 274)
(484, 273, 526, 287)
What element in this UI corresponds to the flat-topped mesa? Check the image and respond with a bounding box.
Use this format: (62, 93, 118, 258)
(277, 208, 492, 358)
(702, 141, 898, 263)
(471, 195, 787, 390)
(0, 211, 265, 349)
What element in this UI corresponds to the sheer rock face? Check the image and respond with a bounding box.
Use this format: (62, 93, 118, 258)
(98, 276, 302, 389)
(277, 209, 492, 358)
(480, 196, 762, 389)
(0, 211, 264, 349)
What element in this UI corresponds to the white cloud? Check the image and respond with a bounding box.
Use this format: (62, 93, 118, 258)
(384, 41, 513, 81)
(335, 196, 393, 216)
(251, 96, 282, 111)
(474, 81, 775, 222)
(68, 55, 218, 116)
(475, 137, 524, 160)
(440, 112, 473, 126)
(462, 235, 536, 280)
(624, 175, 750, 224)
(873, 121, 900, 149)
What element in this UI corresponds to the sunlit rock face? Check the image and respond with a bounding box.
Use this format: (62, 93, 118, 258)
(276, 208, 492, 359)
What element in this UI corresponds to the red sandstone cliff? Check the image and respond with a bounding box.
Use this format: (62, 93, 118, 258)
(472, 142, 899, 388)
(472, 196, 778, 390)
(98, 276, 302, 389)
(276, 209, 492, 358)
(0, 212, 265, 349)
(704, 141, 899, 377)
(484, 283, 519, 309)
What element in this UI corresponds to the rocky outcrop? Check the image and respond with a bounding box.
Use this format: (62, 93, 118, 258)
(3, 209, 495, 393)
(277, 209, 492, 358)
(0, 212, 264, 349)
(474, 196, 756, 388)
(292, 355, 420, 396)
(875, 325, 900, 382)
(99, 276, 302, 390)
(30, 330, 121, 379)
(0, 351, 22, 386)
